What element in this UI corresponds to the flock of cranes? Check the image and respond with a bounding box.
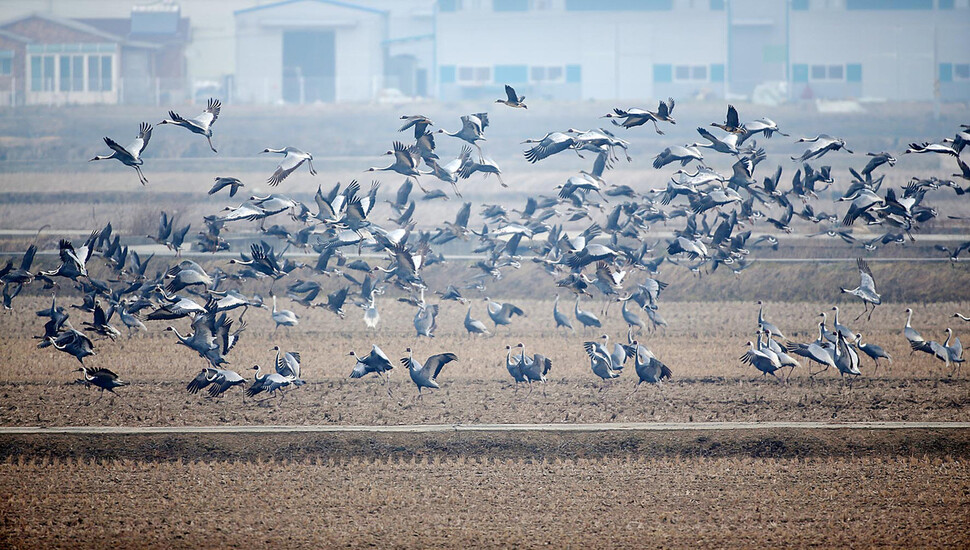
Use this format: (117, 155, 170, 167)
(4, 88, 970, 405)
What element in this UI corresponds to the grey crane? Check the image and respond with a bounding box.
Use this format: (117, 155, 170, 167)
(90, 122, 152, 185)
(261, 146, 316, 186)
(855, 334, 892, 374)
(620, 298, 645, 333)
(76, 366, 128, 402)
(553, 294, 574, 332)
(840, 258, 881, 321)
(158, 98, 221, 153)
(82, 300, 121, 340)
(464, 305, 491, 336)
(401, 347, 458, 397)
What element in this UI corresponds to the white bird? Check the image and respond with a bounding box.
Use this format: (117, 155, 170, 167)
(840, 258, 881, 321)
(261, 146, 316, 186)
(271, 295, 299, 332)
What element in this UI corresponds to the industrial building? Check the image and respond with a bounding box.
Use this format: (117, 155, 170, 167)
(0, 0, 966, 105)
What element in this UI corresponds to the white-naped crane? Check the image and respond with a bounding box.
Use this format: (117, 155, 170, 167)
(523, 132, 576, 163)
(272, 345, 305, 386)
(736, 117, 788, 145)
(653, 144, 704, 170)
(90, 122, 153, 185)
(740, 332, 783, 381)
(584, 334, 620, 382)
(786, 322, 837, 375)
(496, 84, 527, 109)
(47, 322, 95, 365)
(504, 345, 526, 388)
(76, 366, 128, 403)
(261, 146, 316, 186)
(158, 98, 221, 152)
(904, 308, 928, 354)
(400, 347, 458, 397)
(603, 97, 676, 134)
(438, 113, 489, 160)
(553, 294, 574, 332)
(187, 367, 245, 398)
(855, 333, 892, 374)
(625, 340, 672, 393)
(349, 345, 394, 382)
(464, 305, 491, 336)
(245, 364, 294, 403)
(840, 258, 881, 321)
(270, 294, 298, 333)
(484, 297, 525, 330)
(574, 295, 602, 334)
(944, 328, 964, 373)
(756, 300, 785, 340)
(516, 342, 552, 394)
(791, 134, 852, 162)
(367, 141, 425, 178)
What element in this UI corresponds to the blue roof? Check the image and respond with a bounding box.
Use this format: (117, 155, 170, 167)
(235, 0, 388, 16)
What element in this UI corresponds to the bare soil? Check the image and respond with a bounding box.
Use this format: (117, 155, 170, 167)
(1, 454, 967, 549)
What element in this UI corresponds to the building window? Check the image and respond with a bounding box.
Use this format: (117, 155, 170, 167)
(0, 57, 10, 76)
(955, 63, 970, 81)
(792, 0, 809, 9)
(710, 0, 725, 9)
(87, 55, 113, 92)
(530, 66, 564, 83)
(59, 54, 85, 92)
(710, 63, 725, 82)
(493, 0, 528, 10)
(653, 64, 672, 83)
(566, 64, 581, 83)
(673, 64, 709, 82)
(31, 54, 56, 92)
(567, 0, 672, 9)
(495, 64, 528, 83)
(457, 66, 491, 84)
(847, 0, 932, 8)
(440, 65, 456, 84)
(809, 64, 847, 81)
(846, 63, 862, 82)
(438, 0, 461, 12)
